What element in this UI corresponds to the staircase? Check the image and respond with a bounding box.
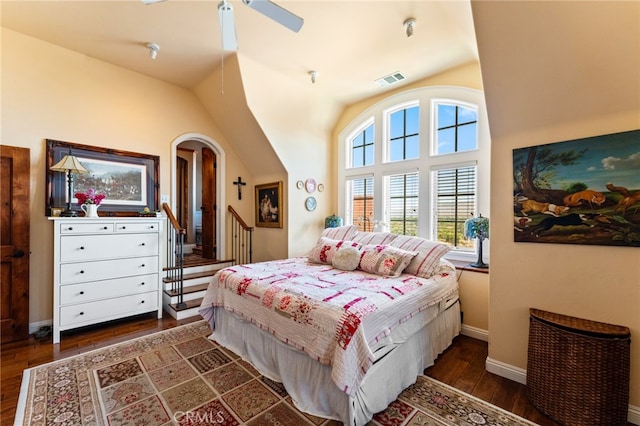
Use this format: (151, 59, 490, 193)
(162, 252, 232, 320)
(161, 203, 253, 320)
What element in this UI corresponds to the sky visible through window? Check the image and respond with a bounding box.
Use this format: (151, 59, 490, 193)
(348, 103, 478, 248)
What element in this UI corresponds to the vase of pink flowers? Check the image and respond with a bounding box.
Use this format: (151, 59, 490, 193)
(75, 188, 106, 218)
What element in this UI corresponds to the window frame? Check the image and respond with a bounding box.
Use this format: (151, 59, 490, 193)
(338, 86, 490, 263)
(346, 117, 375, 169)
(383, 100, 420, 163)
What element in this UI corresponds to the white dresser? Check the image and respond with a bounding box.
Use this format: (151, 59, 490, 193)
(50, 217, 163, 343)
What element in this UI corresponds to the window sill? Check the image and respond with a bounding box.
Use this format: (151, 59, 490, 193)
(448, 259, 489, 274)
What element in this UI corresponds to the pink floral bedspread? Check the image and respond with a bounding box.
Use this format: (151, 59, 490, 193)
(199, 257, 457, 396)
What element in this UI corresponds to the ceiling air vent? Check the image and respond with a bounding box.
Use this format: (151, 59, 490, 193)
(374, 71, 406, 87)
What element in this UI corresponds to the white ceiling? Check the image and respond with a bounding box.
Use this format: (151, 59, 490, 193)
(1, 0, 479, 105)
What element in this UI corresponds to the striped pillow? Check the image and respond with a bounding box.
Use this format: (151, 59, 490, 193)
(321, 225, 359, 241)
(351, 231, 398, 245)
(358, 244, 417, 277)
(389, 235, 450, 278)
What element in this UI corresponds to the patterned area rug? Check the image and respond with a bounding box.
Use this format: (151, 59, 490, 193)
(15, 320, 537, 425)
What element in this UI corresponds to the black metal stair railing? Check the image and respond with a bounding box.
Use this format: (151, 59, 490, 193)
(162, 203, 187, 309)
(162, 203, 253, 309)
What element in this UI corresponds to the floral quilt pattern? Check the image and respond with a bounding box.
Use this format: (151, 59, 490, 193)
(200, 257, 457, 396)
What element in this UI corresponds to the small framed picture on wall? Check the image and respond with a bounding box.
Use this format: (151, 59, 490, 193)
(255, 181, 283, 228)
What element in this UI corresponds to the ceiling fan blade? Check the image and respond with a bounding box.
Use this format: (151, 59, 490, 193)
(218, 1, 238, 51)
(242, 0, 304, 33)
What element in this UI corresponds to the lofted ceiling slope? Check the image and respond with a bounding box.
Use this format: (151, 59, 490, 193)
(1, 0, 479, 106)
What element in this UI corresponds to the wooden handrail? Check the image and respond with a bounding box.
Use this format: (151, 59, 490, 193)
(228, 205, 253, 231)
(162, 203, 186, 234)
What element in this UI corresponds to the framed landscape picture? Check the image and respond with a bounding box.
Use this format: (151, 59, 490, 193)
(255, 181, 283, 228)
(513, 129, 640, 247)
(46, 139, 159, 216)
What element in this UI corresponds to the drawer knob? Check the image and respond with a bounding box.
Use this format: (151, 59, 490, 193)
(79, 291, 84, 295)
(79, 312, 84, 316)
(141, 282, 145, 286)
(103, 226, 108, 230)
(80, 246, 85, 250)
(141, 300, 145, 304)
(141, 264, 145, 267)
(122, 226, 126, 230)
(68, 227, 73, 231)
(80, 270, 85, 274)
(141, 243, 146, 246)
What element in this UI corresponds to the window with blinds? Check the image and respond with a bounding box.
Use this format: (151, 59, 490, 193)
(433, 166, 476, 249)
(386, 172, 419, 236)
(339, 87, 489, 261)
(348, 177, 374, 231)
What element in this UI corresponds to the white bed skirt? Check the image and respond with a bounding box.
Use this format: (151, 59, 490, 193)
(206, 298, 461, 425)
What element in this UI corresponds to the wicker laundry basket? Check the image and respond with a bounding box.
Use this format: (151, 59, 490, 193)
(526, 308, 630, 425)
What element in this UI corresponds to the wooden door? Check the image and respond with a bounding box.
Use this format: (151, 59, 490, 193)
(201, 147, 216, 259)
(1, 145, 30, 343)
(176, 156, 189, 237)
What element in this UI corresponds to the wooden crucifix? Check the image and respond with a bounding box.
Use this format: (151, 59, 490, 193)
(233, 176, 246, 200)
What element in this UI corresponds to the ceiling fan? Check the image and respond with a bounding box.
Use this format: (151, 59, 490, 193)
(218, 0, 304, 51)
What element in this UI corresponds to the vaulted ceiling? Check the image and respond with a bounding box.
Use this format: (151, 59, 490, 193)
(1, 0, 479, 106)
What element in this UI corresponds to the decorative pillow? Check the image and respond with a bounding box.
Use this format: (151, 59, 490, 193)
(358, 244, 417, 277)
(308, 237, 360, 265)
(351, 231, 398, 245)
(389, 235, 450, 278)
(321, 224, 359, 241)
(331, 246, 361, 271)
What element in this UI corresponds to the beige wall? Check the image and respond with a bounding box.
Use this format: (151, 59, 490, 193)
(458, 270, 489, 333)
(472, 0, 640, 410)
(1, 28, 251, 324)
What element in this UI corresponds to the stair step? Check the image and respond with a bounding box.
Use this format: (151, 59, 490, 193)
(164, 283, 209, 297)
(163, 258, 233, 271)
(167, 297, 203, 312)
(163, 270, 218, 283)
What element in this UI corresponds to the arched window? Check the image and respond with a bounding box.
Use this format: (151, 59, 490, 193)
(338, 87, 490, 261)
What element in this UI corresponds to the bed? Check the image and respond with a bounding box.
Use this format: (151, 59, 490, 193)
(199, 227, 461, 425)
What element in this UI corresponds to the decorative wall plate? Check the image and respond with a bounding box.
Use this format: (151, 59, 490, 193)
(296, 180, 304, 189)
(317, 183, 324, 192)
(305, 196, 317, 211)
(305, 178, 317, 193)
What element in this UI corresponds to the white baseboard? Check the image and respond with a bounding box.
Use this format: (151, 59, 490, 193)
(628, 405, 640, 425)
(29, 319, 53, 335)
(460, 324, 488, 341)
(485, 357, 527, 384)
(486, 357, 640, 425)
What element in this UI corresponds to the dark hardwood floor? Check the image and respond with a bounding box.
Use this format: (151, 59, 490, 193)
(1, 313, 564, 425)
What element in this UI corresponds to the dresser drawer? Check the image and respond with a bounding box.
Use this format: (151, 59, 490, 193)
(59, 222, 114, 234)
(60, 233, 159, 262)
(59, 274, 158, 305)
(115, 221, 160, 233)
(59, 291, 159, 327)
(60, 256, 158, 284)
